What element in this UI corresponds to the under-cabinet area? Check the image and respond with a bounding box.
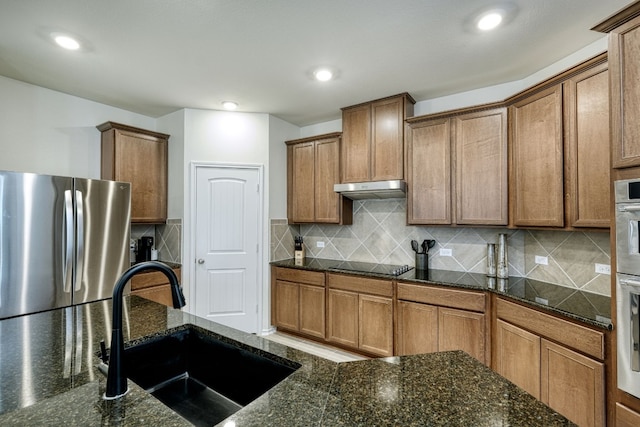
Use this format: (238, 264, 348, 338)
(270, 260, 611, 426)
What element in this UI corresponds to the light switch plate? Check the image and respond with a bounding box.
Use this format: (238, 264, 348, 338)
(316, 241, 325, 248)
(440, 248, 452, 256)
(535, 255, 548, 265)
(595, 263, 610, 275)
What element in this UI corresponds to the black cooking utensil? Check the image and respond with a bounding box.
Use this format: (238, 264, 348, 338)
(411, 240, 419, 253)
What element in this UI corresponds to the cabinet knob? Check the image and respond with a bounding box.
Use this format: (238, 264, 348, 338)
(197, 259, 205, 264)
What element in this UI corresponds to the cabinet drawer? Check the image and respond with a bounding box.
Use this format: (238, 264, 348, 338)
(275, 267, 325, 286)
(131, 284, 173, 307)
(327, 273, 393, 297)
(131, 267, 181, 290)
(496, 298, 604, 360)
(616, 403, 640, 427)
(397, 282, 485, 312)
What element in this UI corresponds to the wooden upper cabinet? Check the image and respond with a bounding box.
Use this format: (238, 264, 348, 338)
(595, 12, 640, 168)
(98, 121, 169, 224)
(342, 105, 371, 183)
(341, 93, 415, 183)
(406, 106, 507, 226)
(286, 133, 352, 225)
(290, 141, 315, 223)
(509, 85, 565, 227)
(406, 118, 451, 224)
(453, 108, 508, 225)
(564, 63, 610, 228)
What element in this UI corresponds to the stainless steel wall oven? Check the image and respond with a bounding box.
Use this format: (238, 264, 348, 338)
(615, 178, 640, 398)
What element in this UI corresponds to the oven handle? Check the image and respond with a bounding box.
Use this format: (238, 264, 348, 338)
(618, 205, 640, 212)
(620, 278, 640, 290)
(620, 278, 640, 372)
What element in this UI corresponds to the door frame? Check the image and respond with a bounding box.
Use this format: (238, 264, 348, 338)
(187, 161, 265, 333)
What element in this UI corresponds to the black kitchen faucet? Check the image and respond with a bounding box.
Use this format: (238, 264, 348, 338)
(104, 261, 186, 399)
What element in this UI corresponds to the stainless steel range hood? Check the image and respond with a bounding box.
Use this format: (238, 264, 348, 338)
(334, 180, 407, 200)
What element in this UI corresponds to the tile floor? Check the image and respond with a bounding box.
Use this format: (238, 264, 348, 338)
(263, 332, 368, 363)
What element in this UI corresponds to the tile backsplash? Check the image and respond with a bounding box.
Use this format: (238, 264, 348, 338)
(131, 218, 182, 263)
(270, 199, 611, 296)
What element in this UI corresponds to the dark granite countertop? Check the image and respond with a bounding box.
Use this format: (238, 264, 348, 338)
(0, 296, 575, 426)
(271, 258, 612, 330)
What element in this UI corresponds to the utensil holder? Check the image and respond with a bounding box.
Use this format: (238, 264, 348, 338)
(497, 233, 508, 279)
(415, 253, 428, 271)
(486, 243, 496, 276)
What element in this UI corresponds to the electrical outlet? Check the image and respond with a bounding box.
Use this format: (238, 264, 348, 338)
(316, 241, 325, 248)
(535, 255, 548, 265)
(440, 248, 452, 257)
(595, 263, 610, 275)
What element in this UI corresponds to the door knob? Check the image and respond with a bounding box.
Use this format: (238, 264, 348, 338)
(198, 259, 205, 264)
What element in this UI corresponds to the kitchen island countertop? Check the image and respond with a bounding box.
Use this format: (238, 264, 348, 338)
(0, 296, 575, 426)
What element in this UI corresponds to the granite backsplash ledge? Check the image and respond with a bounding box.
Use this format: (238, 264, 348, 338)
(270, 199, 611, 296)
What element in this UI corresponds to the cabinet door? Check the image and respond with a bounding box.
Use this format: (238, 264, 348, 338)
(359, 294, 393, 357)
(564, 63, 610, 228)
(510, 85, 564, 227)
(327, 289, 359, 349)
(541, 339, 605, 427)
(453, 108, 508, 225)
(438, 307, 486, 365)
(342, 104, 371, 183)
(113, 130, 168, 223)
(616, 403, 640, 427)
(299, 284, 326, 339)
(274, 280, 300, 331)
(610, 16, 640, 168)
(290, 142, 315, 223)
(131, 284, 173, 307)
(494, 319, 541, 399)
(314, 137, 340, 223)
(371, 97, 404, 181)
(406, 118, 451, 224)
(396, 300, 438, 356)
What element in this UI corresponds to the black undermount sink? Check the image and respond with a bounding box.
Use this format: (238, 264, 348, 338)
(122, 325, 300, 427)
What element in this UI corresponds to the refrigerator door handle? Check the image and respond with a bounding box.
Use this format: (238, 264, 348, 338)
(63, 190, 74, 293)
(74, 190, 84, 292)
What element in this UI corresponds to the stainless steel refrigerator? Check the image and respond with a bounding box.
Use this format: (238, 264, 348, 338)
(0, 171, 131, 320)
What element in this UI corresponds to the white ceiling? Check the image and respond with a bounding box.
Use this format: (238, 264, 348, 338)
(0, 0, 632, 126)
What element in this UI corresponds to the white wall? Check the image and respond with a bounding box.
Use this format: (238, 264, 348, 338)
(179, 108, 273, 331)
(413, 38, 608, 117)
(157, 110, 186, 219)
(268, 115, 299, 218)
(0, 75, 156, 178)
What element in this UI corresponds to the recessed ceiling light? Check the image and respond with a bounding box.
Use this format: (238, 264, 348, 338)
(477, 12, 503, 31)
(222, 101, 238, 110)
(53, 34, 80, 50)
(314, 69, 333, 82)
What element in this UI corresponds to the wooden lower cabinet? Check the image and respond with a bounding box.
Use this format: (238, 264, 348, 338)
(396, 282, 487, 364)
(274, 280, 300, 331)
(438, 307, 485, 363)
(130, 266, 181, 307)
(327, 273, 394, 357)
(396, 300, 486, 364)
(327, 289, 393, 357)
(494, 299, 605, 427)
(541, 339, 605, 427)
(359, 294, 393, 356)
(273, 268, 326, 339)
(495, 319, 541, 398)
(396, 300, 438, 355)
(327, 289, 358, 348)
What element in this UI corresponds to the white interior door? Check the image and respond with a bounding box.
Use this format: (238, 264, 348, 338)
(194, 165, 261, 333)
